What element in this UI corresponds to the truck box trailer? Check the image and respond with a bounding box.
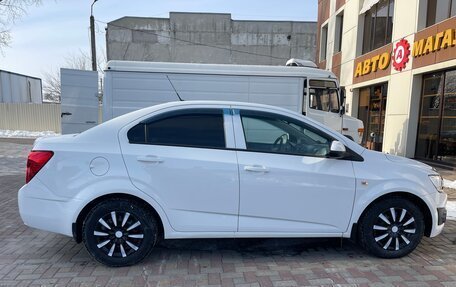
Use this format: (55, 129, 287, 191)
(61, 61, 364, 143)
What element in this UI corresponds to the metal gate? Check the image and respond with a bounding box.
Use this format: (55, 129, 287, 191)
(60, 68, 99, 134)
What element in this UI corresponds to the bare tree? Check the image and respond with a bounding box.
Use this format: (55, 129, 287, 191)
(43, 49, 106, 103)
(42, 69, 60, 102)
(0, 0, 41, 51)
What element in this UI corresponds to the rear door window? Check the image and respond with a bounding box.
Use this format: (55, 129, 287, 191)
(128, 109, 226, 148)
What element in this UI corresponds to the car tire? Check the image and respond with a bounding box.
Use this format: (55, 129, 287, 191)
(359, 198, 424, 258)
(82, 198, 158, 267)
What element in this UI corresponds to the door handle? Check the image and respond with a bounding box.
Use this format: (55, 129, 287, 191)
(136, 155, 164, 163)
(244, 165, 269, 173)
(61, 112, 72, 117)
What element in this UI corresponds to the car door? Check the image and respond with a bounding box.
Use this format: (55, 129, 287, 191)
(234, 108, 356, 234)
(119, 107, 239, 233)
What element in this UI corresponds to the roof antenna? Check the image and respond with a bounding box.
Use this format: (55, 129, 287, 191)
(166, 75, 183, 101)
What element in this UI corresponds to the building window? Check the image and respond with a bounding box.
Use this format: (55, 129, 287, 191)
(426, 0, 456, 27)
(334, 12, 344, 53)
(320, 24, 328, 61)
(362, 0, 394, 54)
(416, 71, 456, 166)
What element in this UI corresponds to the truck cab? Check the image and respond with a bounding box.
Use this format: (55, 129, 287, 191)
(304, 78, 364, 143)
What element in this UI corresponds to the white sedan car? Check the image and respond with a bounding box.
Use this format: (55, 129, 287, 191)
(19, 101, 447, 266)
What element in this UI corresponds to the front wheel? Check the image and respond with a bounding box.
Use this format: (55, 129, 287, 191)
(82, 199, 158, 267)
(359, 198, 424, 258)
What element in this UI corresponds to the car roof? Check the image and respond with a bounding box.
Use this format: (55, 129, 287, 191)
(110, 101, 298, 123)
(81, 101, 301, 138)
(78, 100, 365, 155)
(145, 100, 294, 112)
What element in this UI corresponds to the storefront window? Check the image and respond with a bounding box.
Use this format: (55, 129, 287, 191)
(362, 0, 394, 54)
(416, 71, 456, 166)
(426, 0, 456, 27)
(441, 71, 456, 164)
(357, 83, 388, 151)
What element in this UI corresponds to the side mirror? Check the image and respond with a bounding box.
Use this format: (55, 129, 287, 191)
(329, 140, 347, 158)
(339, 105, 346, 115)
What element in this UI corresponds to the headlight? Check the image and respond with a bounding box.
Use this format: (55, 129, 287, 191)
(429, 174, 444, 193)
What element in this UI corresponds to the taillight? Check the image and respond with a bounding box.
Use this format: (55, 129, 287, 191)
(26, 151, 54, 183)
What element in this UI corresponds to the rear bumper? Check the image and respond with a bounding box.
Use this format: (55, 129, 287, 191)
(18, 180, 81, 237)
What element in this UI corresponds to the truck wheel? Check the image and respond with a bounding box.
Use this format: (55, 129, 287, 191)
(82, 199, 158, 267)
(359, 198, 424, 258)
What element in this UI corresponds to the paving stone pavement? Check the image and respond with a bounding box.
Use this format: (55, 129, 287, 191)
(1, 139, 456, 286)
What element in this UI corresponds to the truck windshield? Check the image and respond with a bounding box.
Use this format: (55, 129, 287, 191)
(308, 80, 340, 113)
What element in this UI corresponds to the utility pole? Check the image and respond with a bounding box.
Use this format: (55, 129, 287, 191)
(90, 0, 98, 72)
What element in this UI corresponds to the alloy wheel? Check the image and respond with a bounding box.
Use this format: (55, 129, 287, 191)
(93, 211, 144, 258)
(373, 207, 417, 251)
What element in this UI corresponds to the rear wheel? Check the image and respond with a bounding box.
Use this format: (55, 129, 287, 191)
(359, 198, 424, 258)
(83, 199, 158, 267)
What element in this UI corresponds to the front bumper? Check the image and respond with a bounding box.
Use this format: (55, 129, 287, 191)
(437, 207, 447, 225)
(427, 191, 447, 237)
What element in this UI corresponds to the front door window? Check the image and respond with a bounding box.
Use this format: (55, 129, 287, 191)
(240, 111, 332, 157)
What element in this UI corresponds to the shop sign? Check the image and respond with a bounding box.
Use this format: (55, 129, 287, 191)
(392, 39, 411, 71)
(413, 28, 456, 57)
(354, 52, 390, 77)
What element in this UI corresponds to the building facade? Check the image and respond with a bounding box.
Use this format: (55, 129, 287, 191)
(106, 12, 317, 65)
(317, 0, 456, 168)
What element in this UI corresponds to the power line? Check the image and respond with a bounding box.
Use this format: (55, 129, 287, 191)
(96, 19, 289, 61)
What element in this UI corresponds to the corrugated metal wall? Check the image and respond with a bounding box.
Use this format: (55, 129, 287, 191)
(0, 103, 61, 133)
(0, 71, 43, 103)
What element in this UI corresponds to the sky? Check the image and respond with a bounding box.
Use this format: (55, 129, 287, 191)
(0, 0, 317, 80)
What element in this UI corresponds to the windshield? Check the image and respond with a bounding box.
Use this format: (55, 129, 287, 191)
(308, 80, 340, 113)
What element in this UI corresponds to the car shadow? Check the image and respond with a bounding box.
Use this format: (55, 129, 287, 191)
(156, 237, 362, 257)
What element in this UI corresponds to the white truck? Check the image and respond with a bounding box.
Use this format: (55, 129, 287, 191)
(60, 61, 364, 143)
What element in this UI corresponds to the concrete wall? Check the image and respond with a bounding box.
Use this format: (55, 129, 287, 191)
(107, 12, 317, 65)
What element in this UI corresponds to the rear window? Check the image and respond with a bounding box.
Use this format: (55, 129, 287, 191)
(127, 109, 226, 149)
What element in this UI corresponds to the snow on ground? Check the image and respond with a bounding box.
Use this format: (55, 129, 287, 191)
(447, 201, 456, 220)
(0, 129, 59, 138)
(444, 179, 456, 189)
